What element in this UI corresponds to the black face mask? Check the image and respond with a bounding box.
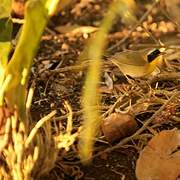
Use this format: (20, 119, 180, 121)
(147, 49, 161, 63)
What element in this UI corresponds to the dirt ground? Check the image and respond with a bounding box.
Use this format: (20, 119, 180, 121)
(14, 0, 179, 179)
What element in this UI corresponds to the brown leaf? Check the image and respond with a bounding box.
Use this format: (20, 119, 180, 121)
(104, 72, 113, 90)
(55, 24, 97, 35)
(101, 113, 137, 143)
(136, 129, 180, 180)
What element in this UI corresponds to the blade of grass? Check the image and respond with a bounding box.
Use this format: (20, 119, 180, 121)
(5, 0, 59, 119)
(0, 1, 13, 105)
(79, 0, 138, 163)
(0, 0, 12, 19)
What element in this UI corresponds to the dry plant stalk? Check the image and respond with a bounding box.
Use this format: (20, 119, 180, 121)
(0, 109, 58, 179)
(79, 0, 139, 163)
(0, 99, 79, 179)
(0, 0, 78, 179)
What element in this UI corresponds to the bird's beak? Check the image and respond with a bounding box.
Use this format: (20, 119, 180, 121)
(159, 47, 166, 54)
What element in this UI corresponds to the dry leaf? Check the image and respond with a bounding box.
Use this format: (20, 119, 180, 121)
(55, 24, 97, 35)
(104, 72, 113, 90)
(136, 129, 180, 180)
(101, 113, 137, 143)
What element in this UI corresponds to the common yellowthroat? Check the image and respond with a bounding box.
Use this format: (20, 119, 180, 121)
(109, 48, 165, 78)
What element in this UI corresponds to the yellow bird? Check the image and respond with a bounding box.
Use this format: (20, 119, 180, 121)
(109, 48, 165, 78)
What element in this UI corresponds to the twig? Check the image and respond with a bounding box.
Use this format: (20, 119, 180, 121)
(25, 110, 56, 148)
(92, 91, 180, 158)
(50, 64, 89, 74)
(54, 106, 110, 122)
(148, 72, 180, 84)
(54, 109, 83, 121)
(101, 94, 126, 118)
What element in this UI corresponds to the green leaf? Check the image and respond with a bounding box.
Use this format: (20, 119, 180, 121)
(0, 18, 12, 42)
(0, 41, 11, 69)
(0, 18, 12, 94)
(0, 4, 13, 77)
(0, 18, 12, 67)
(5, 0, 49, 119)
(0, 0, 12, 19)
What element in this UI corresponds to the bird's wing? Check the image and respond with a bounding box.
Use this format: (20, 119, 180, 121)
(110, 51, 148, 66)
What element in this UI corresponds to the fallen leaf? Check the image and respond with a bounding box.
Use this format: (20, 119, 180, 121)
(101, 113, 137, 143)
(104, 72, 113, 90)
(136, 129, 180, 180)
(55, 24, 97, 35)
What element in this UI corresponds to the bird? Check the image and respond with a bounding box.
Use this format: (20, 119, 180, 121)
(109, 48, 165, 78)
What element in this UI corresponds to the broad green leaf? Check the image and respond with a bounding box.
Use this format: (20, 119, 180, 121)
(0, 18, 12, 101)
(0, 41, 11, 79)
(0, 42, 11, 65)
(5, 0, 48, 119)
(0, 0, 12, 98)
(0, 17, 12, 72)
(45, 0, 59, 16)
(0, 18, 12, 66)
(0, 18, 12, 42)
(0, 18, 12, 68)
(5, 0, 58, 120)
(0, 0, 12, 19)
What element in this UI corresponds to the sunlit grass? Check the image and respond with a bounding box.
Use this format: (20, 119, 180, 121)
(79, 0, 138, 163)
(0, 0, 77, 179)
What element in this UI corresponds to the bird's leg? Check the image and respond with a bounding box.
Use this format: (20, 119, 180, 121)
(124, 74, 136, 85)
(151, 67, 161, 76)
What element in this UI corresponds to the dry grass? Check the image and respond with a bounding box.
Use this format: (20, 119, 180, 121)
(0, 98, 79, 179)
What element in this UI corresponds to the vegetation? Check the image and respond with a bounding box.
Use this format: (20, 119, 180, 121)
(0, 0, 72, 179)
(0, 0, 179, 179)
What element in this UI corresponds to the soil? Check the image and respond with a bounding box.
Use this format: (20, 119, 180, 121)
(12, 0, 180, 179)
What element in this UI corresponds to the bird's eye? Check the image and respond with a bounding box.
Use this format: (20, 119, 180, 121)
(147, 49, 161, 63)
